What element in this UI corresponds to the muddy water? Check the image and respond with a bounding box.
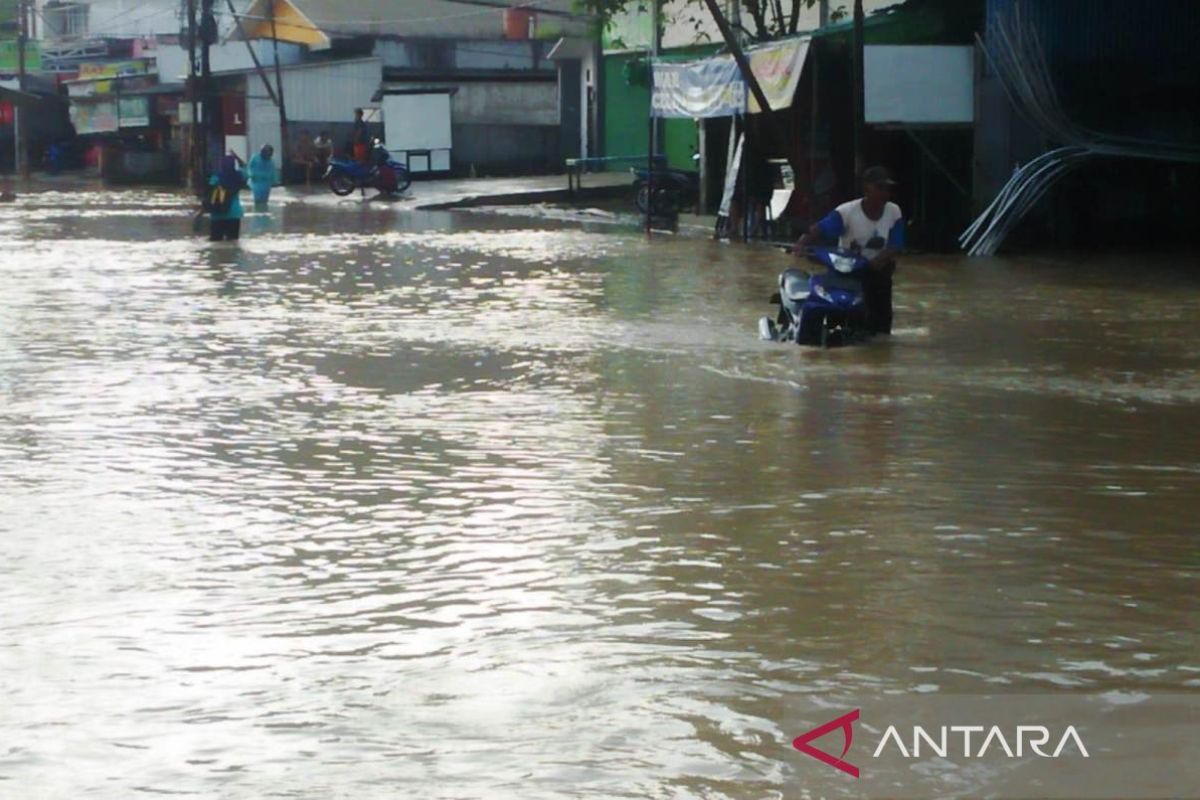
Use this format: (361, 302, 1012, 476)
(1, 190, 1197, 799)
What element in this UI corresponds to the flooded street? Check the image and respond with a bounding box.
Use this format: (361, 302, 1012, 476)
(1, 189, 1197, 798)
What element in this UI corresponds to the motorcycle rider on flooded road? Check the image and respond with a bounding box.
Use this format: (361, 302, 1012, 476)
(795, 166, 906, 334)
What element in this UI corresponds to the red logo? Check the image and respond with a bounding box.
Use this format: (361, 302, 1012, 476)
(792, 709, 860, 778)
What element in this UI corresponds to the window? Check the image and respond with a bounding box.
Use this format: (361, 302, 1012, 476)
(44, 2, 90, 39)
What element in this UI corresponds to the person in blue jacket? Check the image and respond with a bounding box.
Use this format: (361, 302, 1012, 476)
(208, 154, 246, 241)
(247, 144, 279, 210)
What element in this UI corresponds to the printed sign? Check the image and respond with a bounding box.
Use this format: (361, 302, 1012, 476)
(118, 96, 150, 127)
(651, 56, 745, 119)
(0, 39, 41, 72)
(78, 60, 153, 80)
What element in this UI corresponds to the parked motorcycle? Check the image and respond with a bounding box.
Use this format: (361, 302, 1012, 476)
(633, 166, 699, 214)
(759, 247, 872, 348)
(325, 139, 412, 197)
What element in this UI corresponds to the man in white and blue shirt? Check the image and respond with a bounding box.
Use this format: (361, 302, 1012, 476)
(795, 166, 906, 334)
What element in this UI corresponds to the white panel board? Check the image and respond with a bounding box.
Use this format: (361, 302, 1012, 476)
(225, 135, 249, 164)
(865, 46, 974, 125)
(382, 94, 453, 151)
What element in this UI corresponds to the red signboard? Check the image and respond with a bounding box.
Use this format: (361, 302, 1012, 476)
(221, 94, 246, 135)
(0, 102, 12, 126)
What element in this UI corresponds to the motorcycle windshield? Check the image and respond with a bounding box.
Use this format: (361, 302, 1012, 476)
(809, 248, 869, 274)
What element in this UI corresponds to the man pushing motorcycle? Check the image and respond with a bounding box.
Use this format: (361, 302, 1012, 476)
(794, 166, 906, 334)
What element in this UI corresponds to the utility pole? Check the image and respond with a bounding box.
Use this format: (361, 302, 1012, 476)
(185, 0, 202, 192)
(199, 0, 216, 178)
(818, 0, 830, 28)
(852, 0, 864, 180)
(269, 0, 289, 177)
(15, 0, 29, 178)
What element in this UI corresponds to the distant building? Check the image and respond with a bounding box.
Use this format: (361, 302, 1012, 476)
(234, 0, 599, 176)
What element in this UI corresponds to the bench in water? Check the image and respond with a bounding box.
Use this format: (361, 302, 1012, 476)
(565, 154, 667, 192)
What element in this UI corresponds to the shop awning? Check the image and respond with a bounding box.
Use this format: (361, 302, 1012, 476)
(230, 0, 331, 50)
(651, 37, 810, 119)
(0, 84, 43, 107)
(547, 37, 592, 61)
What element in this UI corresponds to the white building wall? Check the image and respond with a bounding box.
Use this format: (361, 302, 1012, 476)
(246, 57, 383, 167)
(155, 40, 305, 83)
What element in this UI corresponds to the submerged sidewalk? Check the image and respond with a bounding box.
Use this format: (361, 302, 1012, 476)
(274, 172, 632, 210)
(273, 171, 720, 237)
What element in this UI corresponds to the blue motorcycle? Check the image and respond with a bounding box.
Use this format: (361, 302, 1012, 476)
(324, 139, 412, 197)
(759, 247, 872, 347)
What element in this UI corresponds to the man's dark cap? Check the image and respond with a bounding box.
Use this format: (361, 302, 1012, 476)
(863, 166, 897, 187)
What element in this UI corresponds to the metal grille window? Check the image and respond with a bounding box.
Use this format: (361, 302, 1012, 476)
(44, 2, 90, 39)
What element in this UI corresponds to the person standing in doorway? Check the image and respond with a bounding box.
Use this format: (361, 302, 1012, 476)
(292, 129, 316, 186)
(351, 108, 370, 163)
(247, 144, 278, 210)
(313, 130, 334, 174)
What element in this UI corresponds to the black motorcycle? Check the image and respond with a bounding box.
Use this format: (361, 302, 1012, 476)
(633, 166, 699, 214)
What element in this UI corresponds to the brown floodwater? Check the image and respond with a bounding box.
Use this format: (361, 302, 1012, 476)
(0, 189, 1197, 798)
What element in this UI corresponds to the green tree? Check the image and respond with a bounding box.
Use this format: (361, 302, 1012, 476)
(0, 0, 19, 27)
(579, 0, 849, 44)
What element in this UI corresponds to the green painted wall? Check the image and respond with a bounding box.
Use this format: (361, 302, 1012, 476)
(602, 53, 699, 172)
(602, 53, 650, 166)
(662, 118, 697, 171)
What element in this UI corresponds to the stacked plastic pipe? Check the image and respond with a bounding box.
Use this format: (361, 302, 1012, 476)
(961, 3, 1200, 256)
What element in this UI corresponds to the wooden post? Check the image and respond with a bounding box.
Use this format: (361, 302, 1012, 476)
(15, 1, 28, 178)
(645, 0, 658, 233)
(809, 43, 819, 213)
(852, 0, 864, 180)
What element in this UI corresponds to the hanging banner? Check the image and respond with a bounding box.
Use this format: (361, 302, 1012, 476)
(70, 100, 119, 134)
(649, 37, 810, 118)
(747, 38, 810, 113)
(651, 56, 745, 119)
(78, 60, 153, 80)
(0, 40, 41, 72)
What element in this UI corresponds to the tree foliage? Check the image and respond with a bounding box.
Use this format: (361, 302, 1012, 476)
(578, 0, 849, 45)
